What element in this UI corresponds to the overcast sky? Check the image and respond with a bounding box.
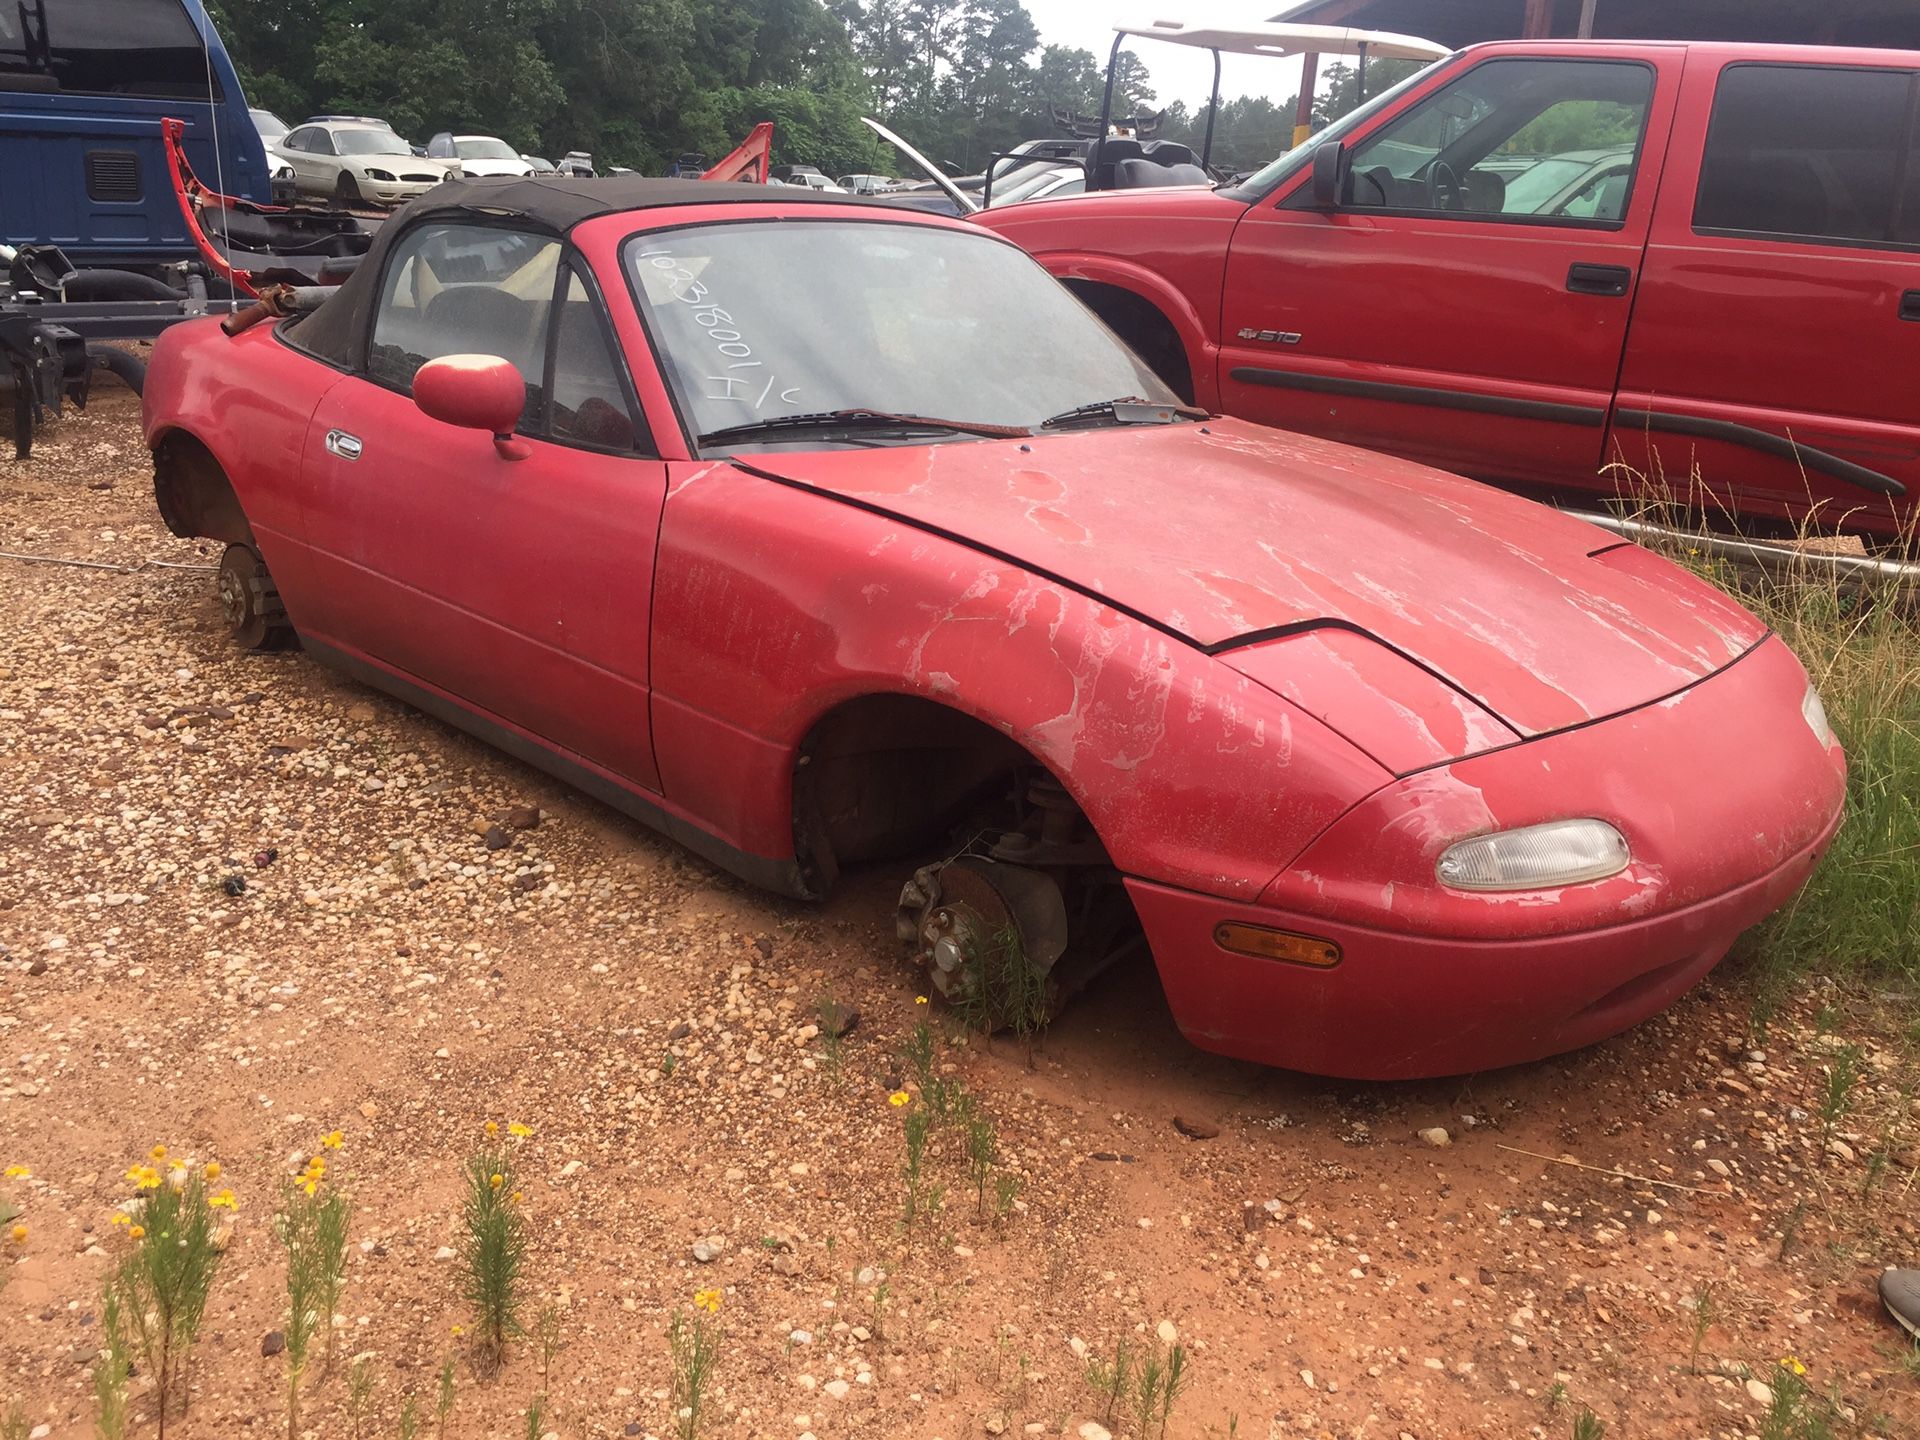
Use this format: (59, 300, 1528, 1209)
(1021, 2, 1309, 110)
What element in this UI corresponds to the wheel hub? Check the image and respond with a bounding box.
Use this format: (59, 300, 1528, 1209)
(896, 857, 1069, 1015)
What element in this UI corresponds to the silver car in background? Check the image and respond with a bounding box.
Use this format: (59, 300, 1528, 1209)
(273, 121, 460, 206)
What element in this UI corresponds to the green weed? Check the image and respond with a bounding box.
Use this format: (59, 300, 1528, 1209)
(669, 1290, 724, 1440)
(459, 1144, 528, 1373)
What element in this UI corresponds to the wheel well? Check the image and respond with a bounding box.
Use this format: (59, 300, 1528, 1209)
(152, 430, 252, 545)
(791, 695, 1035, 895)
(1065, 281, 1195, 404)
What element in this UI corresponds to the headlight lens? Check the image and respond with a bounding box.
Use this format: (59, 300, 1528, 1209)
(365, 168, 396, 182)
(1801, 682, 1836, 748)
(1436, 819, 1630, 892)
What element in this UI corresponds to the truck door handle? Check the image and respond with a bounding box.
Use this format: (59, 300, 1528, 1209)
(1567, 263, 1632, 297)
(1901, 289, 1920, 321)
(324, 429, 363, 461)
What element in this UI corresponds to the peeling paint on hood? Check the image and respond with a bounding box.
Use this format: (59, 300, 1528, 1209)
(740, 418, 1769, 738)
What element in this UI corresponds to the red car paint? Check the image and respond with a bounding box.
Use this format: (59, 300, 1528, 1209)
(142, 193, 1846, 1079)
(978, 40, 1920, 538)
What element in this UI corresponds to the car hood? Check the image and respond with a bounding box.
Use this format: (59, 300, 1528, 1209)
(740, 419, 1768, 745)
(458, 159, 533, 176)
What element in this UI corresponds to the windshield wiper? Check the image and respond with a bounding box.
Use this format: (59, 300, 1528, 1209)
(1040, 397, 1210, 429)
(698, 409, 1030, 446)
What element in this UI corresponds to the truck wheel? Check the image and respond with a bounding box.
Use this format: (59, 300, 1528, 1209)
(334, 171, 362, 207)
(216, 543, 293, 652)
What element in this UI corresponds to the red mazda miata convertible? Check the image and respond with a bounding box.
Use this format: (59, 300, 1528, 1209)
(143, 177, 1846, 1079)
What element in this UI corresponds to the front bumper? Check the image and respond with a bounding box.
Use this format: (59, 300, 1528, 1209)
(364, 179, 443, 204)
(1130, 809, 1834, 1079)
(1128, 637, 1846, 1079)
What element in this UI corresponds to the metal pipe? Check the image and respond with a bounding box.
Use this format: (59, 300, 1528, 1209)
(1357, 43, 1369, 104)
(1293, 52, 1318, 147)
(1572, 509, 1920, 584)
(1578, 0, 1600, 38)
(1201, 48, 1222, 170)
(1093, 32, 1125, 192)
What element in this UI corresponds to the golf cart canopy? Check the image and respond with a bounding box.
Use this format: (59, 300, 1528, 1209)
(1113, 19, 1450, 63)
(1093, 18, 1450, 187)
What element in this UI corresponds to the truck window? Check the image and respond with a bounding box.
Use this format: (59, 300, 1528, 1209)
(1694, 64, 1919, 249)
(0, 0, 217, 99)
(1333, 59, 1653, 224)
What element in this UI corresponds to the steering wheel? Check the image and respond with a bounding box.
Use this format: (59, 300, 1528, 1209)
(1427, 160, 1463, 212)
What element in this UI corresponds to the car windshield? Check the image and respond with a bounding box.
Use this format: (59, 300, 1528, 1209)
(251, 109, 288, 140)
(1499, 154, 1591, 212)
(456, 137, 518, 160)
(335, 128, 410, 156)
(1230, 55, 1453, 197)
(628, 221, 1177, 448)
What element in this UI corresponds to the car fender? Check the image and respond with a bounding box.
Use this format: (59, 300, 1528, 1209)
(648, 461, 1389, 900)
(144, 320, 345, 587)
(1040, 253, 1220, 409)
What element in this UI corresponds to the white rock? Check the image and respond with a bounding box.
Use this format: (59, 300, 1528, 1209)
(1419, 1127, 1451, 1148)
(434, 1246, 455, 1261)
(1746, 1378, 1774, 1405)
(692, 1235, 725, 1263)
(1155, 1319, 1178, 1346)
(823, 1379, 850, 1401)
(1078, 1424, 1113, 1440)
(1300, 1369, 1315, 1388)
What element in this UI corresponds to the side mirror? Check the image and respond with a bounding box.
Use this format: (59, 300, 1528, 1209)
(412, 354, 530, 460)
(1310, 140, 1349, 209)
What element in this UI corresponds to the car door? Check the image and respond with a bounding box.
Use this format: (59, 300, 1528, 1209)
(1217, 50, 1681, 489)
(293, 221, 668, 790)
(1611, 56, 1920, 535)
(277, 127, 316, 192)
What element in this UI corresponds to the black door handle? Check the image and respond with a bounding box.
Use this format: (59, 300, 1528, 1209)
(1901, 289, 1920, 321)
(1567, 263, 1632, 297)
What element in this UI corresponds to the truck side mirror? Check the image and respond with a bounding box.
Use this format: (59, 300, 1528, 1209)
(1311, 141, 1350, 209)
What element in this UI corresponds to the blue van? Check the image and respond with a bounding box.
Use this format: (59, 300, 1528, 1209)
(1, 0, 270, 269)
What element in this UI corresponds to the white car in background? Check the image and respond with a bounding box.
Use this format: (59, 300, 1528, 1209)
(426, 133, 536, 178)
(273, 121, 460, 206)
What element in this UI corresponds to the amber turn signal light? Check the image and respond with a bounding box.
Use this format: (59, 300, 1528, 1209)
(1212, 922, 1342, 968)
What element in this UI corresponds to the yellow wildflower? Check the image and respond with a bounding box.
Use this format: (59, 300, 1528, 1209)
(301, 1177, 318, 1197)
(125, 1165, 161, 1191)
(485, 1121, 500, 1138)
(149, 1145, 167, 1162)
(3, 1165, 29, 1179)
(321, 1130, 344, 1151)
(209, 1189, 238, 1211)
(888, 1090, 910, 1107)
(1781, 1356, 1807, 1376)
(693, 1287, 722, 1314)
(203, 1161, 222, 1181)
(110, 1213, 131, 1228)
(8, 1224, 26, 1244)
(452, 1323, 464, 1337)
(915, 995, 929, 1005)
(489, 1173, 504, 1190)
(304, 1156, 326, 1177)
(128, 1225, 145, 1241)
(507, 1121, 532, 1138)
(510, 1191, 524, 1205)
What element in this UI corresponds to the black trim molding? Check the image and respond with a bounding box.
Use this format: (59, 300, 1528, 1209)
(1614, 408, 1907, 498)
(302, 637, 814, 899)
(1229, 367, 1608, 427)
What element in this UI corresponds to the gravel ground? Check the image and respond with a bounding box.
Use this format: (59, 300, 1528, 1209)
(2, 389, 1917, 1440)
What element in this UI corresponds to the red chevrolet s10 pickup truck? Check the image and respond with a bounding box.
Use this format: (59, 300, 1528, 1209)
(978, 41, 1920, 540)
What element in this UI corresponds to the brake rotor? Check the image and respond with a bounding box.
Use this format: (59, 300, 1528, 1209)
(896, 856, 1069, 1011)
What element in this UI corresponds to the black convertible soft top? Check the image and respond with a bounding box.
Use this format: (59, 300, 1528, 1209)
(288, 175, 877, 368)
